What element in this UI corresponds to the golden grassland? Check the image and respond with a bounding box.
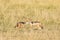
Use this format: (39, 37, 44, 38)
(0, 0, 60, 40)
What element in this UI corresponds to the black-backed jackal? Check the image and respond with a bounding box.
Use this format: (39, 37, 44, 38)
(15, 22, 25, 28)
(30, 21, 43, 29)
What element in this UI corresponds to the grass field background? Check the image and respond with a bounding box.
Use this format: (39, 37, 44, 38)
(0, 0, 60, 40)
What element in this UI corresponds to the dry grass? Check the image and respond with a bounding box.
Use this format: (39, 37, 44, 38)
(0, 0, 60, 40)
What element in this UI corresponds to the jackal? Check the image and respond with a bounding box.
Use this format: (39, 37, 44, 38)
(15, 22, 25, 28)
(30, 21, 43, 29)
